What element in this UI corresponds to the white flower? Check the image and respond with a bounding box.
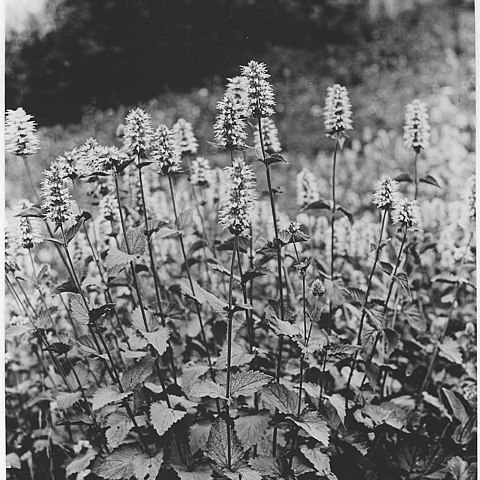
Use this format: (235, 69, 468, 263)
(297, 169, 319, 208)
(392, 198, 422, 231)
(41, 162, 75, 225)
(310, 279, 326, 297)
(324, 84, 353, 137)
(226, 76, 249, 115)
(189, 156, 212, 186)
(15, 199, 42, 249)
(214, 93, 247, 150)
(172, 118, 199, 155)
(5, 226, 19, 272)
(220, 158, 257, 234)
(403, 99, 431, 151)
(463, 174, 476, 221)
(5, 108, 41, 156)
(150, 125, 182, 175)
(372, 177, 401, 210)
(255, 117, 282, 154)
(123, 108, 153, 157)
(240, 61, 276, 118)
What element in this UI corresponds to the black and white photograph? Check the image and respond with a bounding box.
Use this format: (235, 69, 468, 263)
(4, 1, 477, 479)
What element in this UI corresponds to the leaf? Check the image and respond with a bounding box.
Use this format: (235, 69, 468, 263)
(120, 228, 147, 256)
(175, 209, 194, 231)
(133, 449, 164, 480)
(383, 328, 400, 357)
(419, 174, 441, 188)
(64, 216, 85, 245)
(345, 287, 366, 305)
(226, 468, 262, 480)
(173, 465, 213, 480)
(439, 337, 462, 364)
(241, 267, 268, 285)
(92, 387, 132, 411)
(395, 272, 411, 298)
(394, 173, 413, 183)
(6, 453, 22, 470)
(106, 411, 133, 449)
(189, 380, 227, 400)
(432, 273, 460, 284)
(156, 227, 179, 239)
(57, 391, 82, 410)
(121, 357, 155, 391)
(235, 414, 270, 449)
(442, 389, 469, 425)
(89, 304, 116, 323)
(248, 457, 283, 476)
(380, 261, 394, 276)
(141, 327, 170, 356)
(150, 401, 186, 437)
(300, 199, 331, 212)
(206, 417, 244, 471)
(53, 279, 79, 294)
(180, 364, 210, 393)
(179, 278, 226, 312)
(189, 423, 211, 454)
(70, 294, 90, 325)
(65, 450, 97, 477)
(91, 444, 141, 479)
(263, 153, 287, 166)
(5, 325, 33, 340)
(300, 446, 331, 474)
(216, 344, 255, 369)
(324, 394, 346, 424)
(230, 371, 273, 398)
(400, 303, 426, 332)
(105, 248, 135, 269)
(262, 383, 299, 415)
(337, 206, 354, 225)
(293, 411, 330, 445)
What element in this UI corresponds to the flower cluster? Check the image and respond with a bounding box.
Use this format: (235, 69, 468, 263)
(5, 226, 18, 273)
(255, 117, 282, 155)
(240, 61, 276, 118)
(392, 198, 422, 231)
(226, 76, 249, 115)
(150, 125, 182, 175)
(5, 108, 41, 156)
(403, 99, 431, 151)
(189, 157, 212, 187)
(172, 118, 199, 155)
(123, 108, 153, 157)
(297, 169, 319, 208)
(220, 158, 257, 234)
(41, 162, 76, 225)
(463, 174, 476, 221)
(15, 199, 42, 249)
(310, 279, 326, 297)
(372, 177, 401, 211)
(214, 93, 247, 150)
(323, 84, 353, 137)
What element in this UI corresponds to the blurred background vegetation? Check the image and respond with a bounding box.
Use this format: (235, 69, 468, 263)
(5, 0, 475, 210)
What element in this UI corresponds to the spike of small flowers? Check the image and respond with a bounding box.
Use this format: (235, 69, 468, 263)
(5, 107, 41, 156)
(172, 118, 199, 155)
(297, 168, 319, 208)
(310, 279, 326, 297)
(324, 84, 353, 138)
(5, 226, 19, 273)
(403, 99, 431, 152)
(214, 93, 248, 150)
(219, 158, 257, 234)
(189, 156, 212, 187)
(240, 60, 276, 118)
(372, 177, 401, 211)
(226, 76, 249, 115)
(123, 108, 153, 158)
(76, 143, 128, 176)
(150, 125, 182, 176)
(254, 117, 282, 154)
(41, 162, 75, 226)
(463, 174, 476, 221)
(392, 198, 422, 231)
(15, 199, 42, 249)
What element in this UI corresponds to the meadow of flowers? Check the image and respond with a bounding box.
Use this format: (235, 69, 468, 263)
(4, 60, 476, 480)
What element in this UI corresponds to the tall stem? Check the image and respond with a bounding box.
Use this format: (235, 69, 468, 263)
(384, 229, 408, 317)
(330, 139, 339, 278)
(414, 151, 419, 200)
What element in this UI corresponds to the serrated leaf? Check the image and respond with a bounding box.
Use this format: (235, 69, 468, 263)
(380, 261, 394, 276)
(175, 209, 194, 231)
(400, 303, 426, 332)
(105, 248, 135, 269)
(300, 446, 331, 474)
(235, 414, 270, 449)
(150, 401, 186, 437)
(70, 294, 90, 325)
(394, 173, 413, 183)
(345, 287, 366, 305)
(173, 465, 213, 480)
(419, 174, 441, 188)
(92, 387, 132, 411)
(395, 271, 411, 298)
(106, 411, 133, 449)
(54, 279, 79, 294)
(180, 364, 210, 393)
(248, 457, 282, 476)
(179, 278, 227, 312)
(263, 153, 287, 165)
(190, 423, 211, 454)
(120, 228, 147, 256)
(383, 328, 400, 357)
(324, 394, 346, 424)
(122, 357, 155, 391)
(65, 449, 97, 477)
(206, 417, 244, 470)
(293, 411, 330, 445)
(216, 344, 255, 369)
(65, 216, 85, 245)
(57, 391, 82, 410)
(262, 383, 299, 415)
(141, 327, 170, 356)
(439, 337, 462, 364)
(189, 380, 227, 400)
(91, 444, 141, 479)
(241, 267, 268, 284)
(226, 468, 262, 480)
(133, 449, 164, 480)
(230, 371, 273, 398)
(442, 389, 469, 425)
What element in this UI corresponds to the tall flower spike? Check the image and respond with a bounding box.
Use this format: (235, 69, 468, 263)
(15, 199, 42, 249)
(226, 76, 249, 115)
(254, 117, 282, 154)
(76, 142, 128, 176)
(123, 108, 153, 158)
(403, 99, 431, 152)
(392, 198, 422, 231)
(324, 84, 353, 138)
(214, 93, 247, 150)
(297, 168, 319, 208)
(150, 125, 182, 176)
(220, 158, 257, 234)
(172, 118, 199, 155)
(5, 107, 41, 156)
(189, 156, 212, 187)
(372, 177, 401, 211)
(240, 60, 276, 118)
(463, 174, 476, 221)
(41, 162, 75, 225)
(5, 226, 19, 273)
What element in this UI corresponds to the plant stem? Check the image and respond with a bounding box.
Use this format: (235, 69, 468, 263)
(413, 151, 419, 200)
(330, 139, 339, 279)
(236, 244, 254, 352)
